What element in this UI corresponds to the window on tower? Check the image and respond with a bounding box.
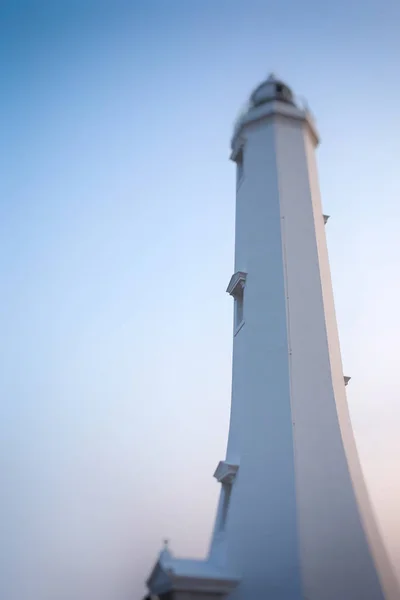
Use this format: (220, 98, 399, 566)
(226, 271, 247, 335)
(213, 460, 238, 534)
(236, 147, 244, 187)
(234, 286, 244, 331)
(219, 483, 232, 531)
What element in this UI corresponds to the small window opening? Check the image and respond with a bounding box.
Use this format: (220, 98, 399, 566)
(236, 148, 243, 186)
(276, 83, 284, 94)
(220, 483, 232, 531)
(234, 285, 244, 330)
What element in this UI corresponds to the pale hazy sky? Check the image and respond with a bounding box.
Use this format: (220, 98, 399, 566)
(1, 1, 400, 598)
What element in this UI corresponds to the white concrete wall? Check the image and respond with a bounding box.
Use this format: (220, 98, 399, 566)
(302, 127, 399, 600)
(210, 120, 302, 599)
(275, 116, 387, 600)
(209, 104, 399, 600)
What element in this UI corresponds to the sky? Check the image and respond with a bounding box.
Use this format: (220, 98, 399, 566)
(1, 1, 400, 598)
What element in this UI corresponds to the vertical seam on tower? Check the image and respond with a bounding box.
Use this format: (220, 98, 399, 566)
(274, 117, 303, 595)
(274, 121, 295, 449)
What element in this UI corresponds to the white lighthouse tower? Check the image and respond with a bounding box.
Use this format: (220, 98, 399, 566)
(145, 75, 399, 600)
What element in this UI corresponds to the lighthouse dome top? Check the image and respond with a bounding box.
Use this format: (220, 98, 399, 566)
(250, 73, 295, 108)
(231, 74, 319, 150)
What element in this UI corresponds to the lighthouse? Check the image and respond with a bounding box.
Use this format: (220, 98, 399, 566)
(144, 75, 399, 600)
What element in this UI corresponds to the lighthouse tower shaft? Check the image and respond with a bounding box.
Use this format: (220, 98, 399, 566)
(144, 76, 399, 600)
(208, 79, 399, 600)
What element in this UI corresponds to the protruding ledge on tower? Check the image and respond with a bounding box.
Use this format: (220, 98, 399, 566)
(146, 542, 240, 599)
(230, 136, 245, 162)
(214, 461, 239, 484)
(344, 376, 351, 386)
(226, 271, 247, 296)
(323, 214, 330, 224)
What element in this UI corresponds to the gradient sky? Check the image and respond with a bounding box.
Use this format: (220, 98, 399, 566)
(1, 1, 400, 598)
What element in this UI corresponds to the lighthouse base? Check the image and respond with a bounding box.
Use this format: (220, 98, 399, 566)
(145, 548, 240, 600)
(145, 592, 233, 600)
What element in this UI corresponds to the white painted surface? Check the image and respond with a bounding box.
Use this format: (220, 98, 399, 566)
(208, 77, 399, 599)
(146, 546, 240, 597)
(211, 116, 302, 598)
(146, 76, 400, 600)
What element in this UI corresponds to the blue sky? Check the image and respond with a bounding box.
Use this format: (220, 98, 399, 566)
(1, 1, 400, 598)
